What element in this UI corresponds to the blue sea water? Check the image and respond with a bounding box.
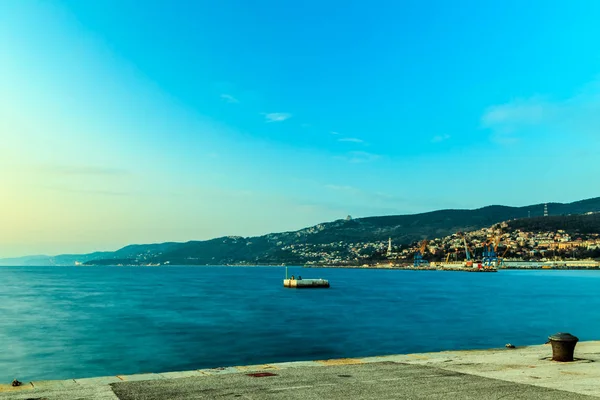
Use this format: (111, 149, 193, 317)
(1, 266, 600, 382)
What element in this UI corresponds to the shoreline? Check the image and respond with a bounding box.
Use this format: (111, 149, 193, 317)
(304, 264, 600, 271)
(5, 263, 600, 270)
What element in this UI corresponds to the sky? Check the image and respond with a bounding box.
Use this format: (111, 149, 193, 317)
(1, 0, 600, 257)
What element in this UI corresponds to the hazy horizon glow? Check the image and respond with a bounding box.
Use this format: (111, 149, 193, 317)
(2, 0, 600, 257)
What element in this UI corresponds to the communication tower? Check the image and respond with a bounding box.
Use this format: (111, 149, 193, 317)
(544, 203, 548, 217)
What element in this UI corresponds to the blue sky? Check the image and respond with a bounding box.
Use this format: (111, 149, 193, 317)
(1, 0, 600, 256)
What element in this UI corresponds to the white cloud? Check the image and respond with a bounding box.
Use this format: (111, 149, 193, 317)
(220, 94, 239, 103)
(431, 134, 450, 143)
(264, 112, 292, 123)
(338, 137, 364, 143)
(330, 131, 340, 135)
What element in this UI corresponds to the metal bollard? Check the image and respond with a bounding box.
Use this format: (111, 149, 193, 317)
(548, 333, 579, 362)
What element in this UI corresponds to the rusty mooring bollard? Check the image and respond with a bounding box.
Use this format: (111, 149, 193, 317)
(548, 332, 579, 362)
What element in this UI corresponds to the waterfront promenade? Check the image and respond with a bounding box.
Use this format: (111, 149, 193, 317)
(3, 341, 600, 399)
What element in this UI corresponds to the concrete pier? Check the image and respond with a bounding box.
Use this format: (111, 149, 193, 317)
(4, 341, 600, 399)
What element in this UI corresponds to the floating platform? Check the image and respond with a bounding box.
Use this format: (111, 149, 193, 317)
(283, 278, 330, 288)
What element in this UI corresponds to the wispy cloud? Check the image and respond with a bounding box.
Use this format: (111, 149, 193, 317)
(41, 165, 130, 176)
(481, 98, 553, 144)
(330, 131, 340, 135)
(325, 184, 358, 192)
(335, 151, 380, 163)
(338, 137, 364, 144)
(43, 185, 130, 196)
(349, 151, 379, 163)
(490, 131, 521, 145)
(372, 191, 407, 202)
(480, 80, 600, 145)
(481, 98, 552, 144)
(263, 112, 292, 123)
(431, 134, 450, 143)
(220, 94, 239, 103)
(481, 98, 548, 128)
(324, 185, 411, 213)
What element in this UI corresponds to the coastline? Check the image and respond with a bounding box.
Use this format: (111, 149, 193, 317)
(303, 263, 600, 271)
(22, 262, 600, 270)
(5, 262, 600, 271)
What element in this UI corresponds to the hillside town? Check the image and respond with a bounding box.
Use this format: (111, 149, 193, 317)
(297, 216, 600, 267)
(396, 224, 600, 264)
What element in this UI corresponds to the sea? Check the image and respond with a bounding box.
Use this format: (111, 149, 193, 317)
(1, 266, 599, 382)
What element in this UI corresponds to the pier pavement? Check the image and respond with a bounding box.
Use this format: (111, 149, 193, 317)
(3, 341, 600, 399)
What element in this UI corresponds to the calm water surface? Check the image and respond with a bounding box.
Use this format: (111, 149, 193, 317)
(1, 266, 599, 381)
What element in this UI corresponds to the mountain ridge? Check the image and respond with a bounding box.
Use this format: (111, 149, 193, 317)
(2, 197, 600, 266)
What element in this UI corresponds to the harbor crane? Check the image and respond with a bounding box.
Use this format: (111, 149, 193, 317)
(413, 240, 430, 267)
(462, 233, 474, 267)
(498, 246, 510, 268)
(483, 236, 501, 267)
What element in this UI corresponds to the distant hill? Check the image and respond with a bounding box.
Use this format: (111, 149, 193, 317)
(0, 244, 177, 266)
(3, 197, 600, 266)
(0, 252, 114, 267)
(0, 255, 55, 267)
(506, 212, 600, 236)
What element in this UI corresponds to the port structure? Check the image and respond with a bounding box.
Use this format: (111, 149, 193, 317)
(482, 236, 501, 267)
(498, 246, 509, 267)
(413, 240, 430, 267)
(443, 232, 475, 267)
(462, 233, 474, 267)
